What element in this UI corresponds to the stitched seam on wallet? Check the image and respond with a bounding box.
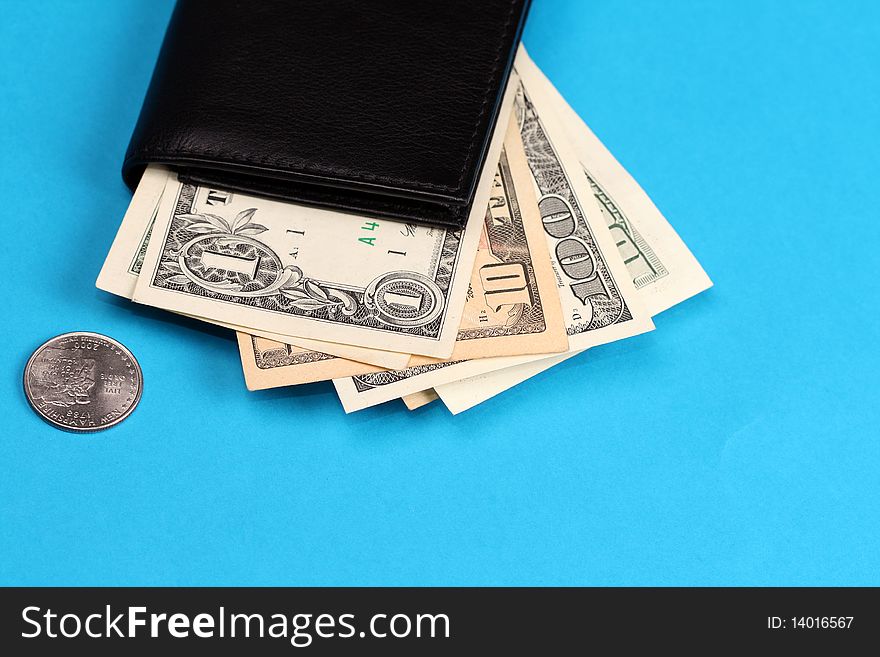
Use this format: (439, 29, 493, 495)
(176, 167, 467, 221)
(161, 158, 459, 216)
(453, 0, 519, 192)
(127, 149, 460, 192)
(128, 0, 522, 195)
(178, 171, 467, 226)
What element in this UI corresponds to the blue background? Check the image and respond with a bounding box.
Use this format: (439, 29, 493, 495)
(1, 0, 877, 585)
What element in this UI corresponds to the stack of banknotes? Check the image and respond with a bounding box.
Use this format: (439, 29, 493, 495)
(97, 48, 711, 414)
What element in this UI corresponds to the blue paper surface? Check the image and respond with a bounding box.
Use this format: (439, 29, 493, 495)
(1, 0, 877, 585)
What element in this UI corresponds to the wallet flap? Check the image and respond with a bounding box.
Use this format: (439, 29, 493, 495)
(122, 0, 531, 227)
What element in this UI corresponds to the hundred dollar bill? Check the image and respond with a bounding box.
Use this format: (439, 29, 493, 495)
(131, 78, 517, 359)
(236, 333, 380, 391)
(434, 48, 713, 414)
(402, 389, 439, 410)
(535, 58, 712, 314)
(333, 52, 653, 412)
(96, 165, 411, 370)
(511, 52, 653, 350)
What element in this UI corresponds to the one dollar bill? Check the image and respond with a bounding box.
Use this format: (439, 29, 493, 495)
(95, 165, 411, 370)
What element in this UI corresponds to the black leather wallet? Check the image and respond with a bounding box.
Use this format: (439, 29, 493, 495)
(122, 0, 531, 229)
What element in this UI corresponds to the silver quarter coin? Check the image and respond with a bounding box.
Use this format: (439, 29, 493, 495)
(23, 332, 143, 432)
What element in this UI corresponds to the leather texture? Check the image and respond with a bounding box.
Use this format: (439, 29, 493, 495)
(122, 0, 531, 228)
